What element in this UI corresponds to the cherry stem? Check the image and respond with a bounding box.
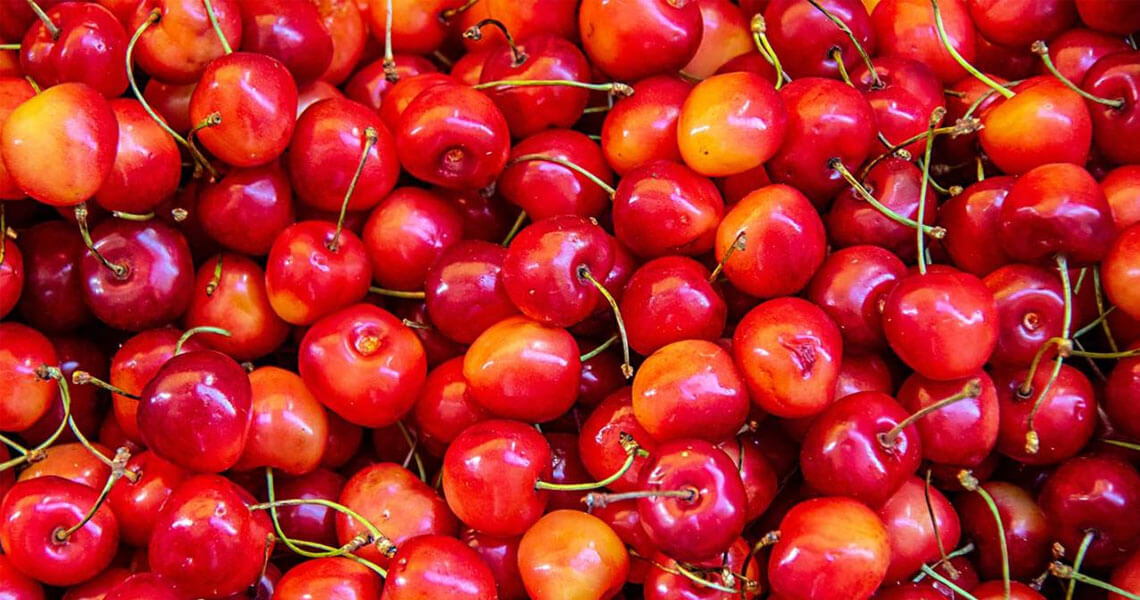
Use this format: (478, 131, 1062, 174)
(751, 15, 787, 89)
(1025, 254, 1072, 454)
(1032, 41, 1125, 109)
(831, 158, 947, 239)
(959, 470, 1011, 600)
(205, 254, 223, 296)
(24, 0, 59, 40)
(962, 79, 1024, 121)
(579, 334, 618, 363)
(914, 542, 975, 583)
(808, 0, 881, 88)
(862, 120, 980, 177)
(879, 379, 981, 449)
(578, 266, 633, 379)
(1061, 531, 1097, 600)
(71, 370, 140, 399)
(175, 326, 232, 355)
(464, 18, 527, 66)
(582, 105, 611, 114)
(55, 447, 132, 541)
(401, 319, 430, 331)
(473, 79, 634, 98)
(920, 564, 981, 600)
(368, 287, 426, 299)
(201, 0, 232, 55)
(1051, 562, 1140, 600)
(0, 203, 7, 267)
(925, 469, 958, 577)
(329, 127, 379, 253)
(930, 0, 1013, 99)
(916, 107, 945, 275)
(0, 44, 19, 51)
(111, 210, 155, 221)
(583, 487, 697, 510)
(1093, 266, 1119, 352)
(382, 0, 397, 82)
(537, 432, 641, 492)
(74, 204, 128, 279)
(0, 432, 28, 457)
(976, 157, 986, 182)
(1104, 438, 1140, 452)
(673, 562, 742, 595)
(395, 421, 427, 483)
(501, 210, 527, 247)
(440, 0, 479, 22)
(831, 47, 854, 87)
(508, 154, 616, 197)
(709, 231, 747, 283)
(0, 367, 69, 471)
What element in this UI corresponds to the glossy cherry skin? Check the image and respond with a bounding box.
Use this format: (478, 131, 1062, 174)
(982, 264, 1068, 367)
(442, 420, 551, 536)
(1106, 224, 1140, 321)
(644, 535, 759, 599)
(337, 462, 457, 565)
(0, 82, 117, 207)
(766, 78, 877, 206)
(579, 388, 658, 493)
(716, 184, 826, 297)
(20, 2, 127, 98)
(1040, 455, 1140, 569)
(1112, 549, 1140, 600)
(971, 581, 1045, 600)
(0, 0, 65, 40)
(271, 468, 345, 547)
(232, 366, 329, 475)
(130, 0, 242, 84)
(288, 98, 400, 213)
(612, 160, 723, 258)
(834, 351, 896, 402)
(827, 158, 937, 262)
(734, 297, 843, 418)
(238, 0, 332, 84)
(297, 80, 347, 120)
(621, 256, 726, 355)
(378, 73, 457, 133)
(189, 52, 298, 167)
(0, 323, 57, 432)
(16, 221, 91, 332)
(1045, 28, 1131, 84)
(801, 392, 922, 508)
(637, 438, 748, 562)
(380, 534, 498, 600)
(93, 98, 181, 214)
(968, 0, 1075, 47)
(499, 129, 614, 221)
(142, 79, 196, 136)
(183, 253, 290, 361)
(462, 316, 580, 423)
(678, 71, 787, 177)
(423, 240, 520, 345)
(149, 475, 273, 598)
(274, 557, 381, 600)
(851, 56, 943, 158)
(765, 0, 875, 79)
(994, 364, 1096, 465)
(979, 78, 1092, 176)
(395, 84, 510, 191)
(196, 163, 294, 255)
(344, 54, 437, 112)
(879, 476, 961, 582)
(601, 76, 690, 175)
(998, 162, 1114, 265)
(363, 0, 465, 54)
(956, 480, 1049, 580)
(1107, 346, 1140, 439)
(633, 340, 748, 443)
(936, 176, 1015, 277)
(20, 336, 104, 447)
(1104, 165, 1140, 231)
(898, 372, 998, 467)
(312, 0, 365, 84)
(871, 0, 975, 83)
(807, 245, 906, 352)
(363, 187, 464, 291)
(298, 303, 427, 428)
(1083, 50, 1140, 165)
(408, 357, 487, 456)
(0, 476, 119, 587)
(518, 510, 629, 600)
(479, 34, 591, 138)
(0, 77, 36, 199)
(463, 530, 527, 600)
(106, 450, 189, 547)
(0, 237, 23, 320)
(769, 497, 890, 600)
(578, 0, 703, 81)
(0, 553, 43, 600)
(265, 220, 371, 325)
(882, 269, 998, 381)
(17, 441, 113, 490)
(1076, 0, 1140, 35)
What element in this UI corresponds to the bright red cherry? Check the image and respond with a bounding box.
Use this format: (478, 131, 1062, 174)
(20, 2, 128, 97)
(93, 99, 181, 214)
(478, 34, 592, 139)
(765, 0, 875, 79)
(601, 76, 691, 175)
(620, 256, 726, 355)
(0, 553, 43, 600)
(380, 534, 498, 600)
(130, 0, 242, 84)
(806, 245, 906, 352)
(851, 56, 943, 158)
(612, 160, 724, 259)
(579, 388, 658, 494)
(897, 372, 998, 467)
(265, 220, 371, 325)
(499, 129, 614, 221)
(957, 480, 1050, 580)
(183, 253, 290, 361)
(344, 54, 437, 112)
(196, 163, 295, 256)
(0, 323, 58, 433)
(1082, 50, 1140, 166)
(274, 557, 381, 600)
(979, 78, 1092, 176)
(423, 240, 520, 345)
(578, 0, 703, 81)
(238, 0, 333, 84)
(878, 476, 961, 582)
(999, 162, 1114, 265)
(362, 187, 464, 292)
(871, 0, 975, 83)
(936, 176, 1015, 276)
(982, 264, 1069, 367)
(378, 73, 456, 133)
(106, 450, 189, 547)
(1045, 27, 1131, 84)
(994, 364, 1097, 465)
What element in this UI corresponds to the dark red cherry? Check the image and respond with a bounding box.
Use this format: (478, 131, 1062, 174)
(109, 327, 205, 443)
(621, 256, 725, 356)
(999, 162, 1114, 265)
(897, 372, 998, 467)
(380, 534, 497, 600)
(612, 160, 724, 259)
(957, 480, 1050, 580)
(1039, 455, 1140, 568)
(878, 476, 961, 583)
(20, 2, 128, 97)
(807, 245, 906, 352)
(17, 221, 92, 332)
(462, 529, 529, 600)
(851, 56, 943, 158)
(826, 158, 937, 262)
(499, 129, 613, 221)
(238, 0, 333, 84)
(1082, 50, 1140, 166)
(717, 437, 779, 522)
(982, 264, 1067, 368)
(423, 240, 520, 345)
(870, 0, 975, 83)
(411, 357, 490, 456)
(479, 34, 592, 138)
(936, 176, 1015, 277)
(271, 468, 345, 548)
(994, 364, 1097, 465)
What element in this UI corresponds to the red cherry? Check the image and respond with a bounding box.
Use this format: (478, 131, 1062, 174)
(982, 264, 1068, 367)
(0, 323, 58, 433)
(978, 78, 1092, 176)
(870, 0, 975, 83)
(1075, 0, 1140, 36)
(999, 162, 1114, 265)
(363, 187, 464, 292)
(517, 510, 630, 600)
(313, 0, 366, 85)
(108, 327, 202, 443)
(142, 78, 196, 134)
(0, 78, 36, 200)
(1039, 454, 1140, 568)
(17, 442, 111, 489)
(196, 163, 295, 256)
(826, 158, 938, 262)
(936, 176, 1015, 277)
(601, 75, 690, 175)
(320, 412, 363, 470)
(298, 303, 427, 428)
(1082, 50, 1140, 166)
(835, 351, 896, 401)
(21, 336, 105, 447)
(851, 56, 943, 158)
(1103, 165, 1140, 231)
(620, 256, 726, 355)
(265, 220, 371, 325)
(129, 0, 242, 84)
(364, 0, 467, 55)
(1106, 223, 1140, 321)
(578, 0, 703, 81)
(545, 432, 594, 511)
(612, 160, 724, 259)
(238, 0, 333, 84)
(956, 480, 1049, 580)
(183, 253, 290, 361)
(378, 73, 456, 133)
(456, 0, 577, 53)
(20, 2, 128, 97)
(93, 99, 181, 215)
(681, 0, 753, 78)
(971, 581, 1045, 600)
(968, 0, 1075, 48)
(806, 245, 906, 352)
(1112, 549, 1140, 600)
(344, 54, 437, 112)
(1107, 346, 1140, 439)
(898, 372, 999, 467)
(878, 476, 961, 582)
(380, 534, 498, 600)
(423, 240, 520, 344)
(1044, 27, 1131, 84)
(16, 221, 91, 332)
(499, 129, 614, 221)
(297, 79, 347, 118)
(0, 553, 43, 600)
(106, 450, 189, 547)
(677, 71, 787, 177)
(994, 364, 1097, 465)
(271, 468, 345, 548)
(274, 557, 381, 600)
(717, 436, 779, 521)
(765, 0, 875, 79)
(579, 388, 658, 494)
(463, 529, 528, 600)
(410, 357, 489, 456)
(232, 366, 329, 476)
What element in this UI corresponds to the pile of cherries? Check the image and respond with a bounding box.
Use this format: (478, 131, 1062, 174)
(3, 0, 1140, 598)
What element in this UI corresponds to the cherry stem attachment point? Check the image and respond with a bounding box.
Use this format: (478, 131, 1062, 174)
(25, 0, 59, 40)
(464, 18, 527, 66)
(368, 287, 426, 299)
(71, 370, 140, 399)
(930, 0, 1013, 99)
(74, 204, 128, 279)
(329, 126, 379, 253)
(1025, 254, 1071, 454)
(536, 432, 641, 492)
(751, 15, 787, 89)
(382, 0, 397, 82)
(583, 487, 697, 511)
(831, 158, 947, 239)
(808, 0, 881, 89)
(879, 379, 981, 449)
(1032, 40, 1125, 109)
(205, 254, 223, 296)
(916, 107, 945, 275)
(175, 326, 231, 355)
(959, 470, 1010, 600)
(201, 0, 233, 55)
(55, 447, 132, 542)
(507, 154, 616, 197)
(1051, 562, 1140, 600)
(578, 265, 633, 379)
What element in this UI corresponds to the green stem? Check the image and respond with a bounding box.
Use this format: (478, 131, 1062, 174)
(916, 108, 945, 275)
(55, 447, 131, 541)
(205, 254, 223, 296)
(0, 44, 19, 51)
(74, 204, 128, 279)
(473, 79, 633, 97)
(579, 335, 618, 363)
(0, 366, 74, 473)
(1064, 531, 1096, 600)
(368, 287, 425, 299)
(395, 421, 427, 483)
(930, 0, 1013, 99)
(71, 370, 139, 399)
(1103, 439, 1140, 452)
(536, 434, 640, 491)
(1051, 562, 1140, 600)
(1094, 266, 1119, 352)
(201, 0, 233, 54)
(382, 0, 397, 81)
(831, 158, 947, 239)
(959, 470, 1010, 600)
(583, 488, 697, 510)
(24, 0, 59, 40)
(880, 379, 980, 448)
(1032, 41, 1125, 109)
(578, 266, 633, 379)
(1025, 255, 1071, 455)
(920, 564, 980, 600)
(329, 127, 379, 253)
(750, 15, 786, 89)
(507, 154, 616, 197)
(175, 326, 231, 355)
(501, 210, 527, 247)
(808, 0, 881, 88)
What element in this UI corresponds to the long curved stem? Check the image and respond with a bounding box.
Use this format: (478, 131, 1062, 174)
(750, 15, 786, 89)
(916, 108, 945, 275)
(1026, 255, 1071, 454)
(201, 0, 232, 54)
(578, 266, 632, 379)
(56, 447, 131, 541)
(368, 287, 425, 299)
(1032, 41, 1124, 109)
(930, 0, 1013, 99)
(329, 127, 379, 252)
(807, 0, 880, 88)
(1064, 531, 1096, 600)
(583, 488, 696, 510)
(463, 18, 527, 66)
(880, 379, 980, 448)
(0, 366, 73, 473)
(831, 159, 946, 239)
(175, 326, 231, 355)
(536, 433, 640, 491)
(579, 334, 618, 363)
(507, 154, 616, 197)
(959, 470, 1010, 600)
(75, 204, 128, 279)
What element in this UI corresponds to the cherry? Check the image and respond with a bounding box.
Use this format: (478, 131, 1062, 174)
(238, 0, 333, 84)
(101, 572, 191, 599)
(718, 436, 779, 521)
(632, 339, 749, 443)
(0, 323, 58, 433)
(1112, 549, 1140, 600)
(578, 351, 627, 409)
(935, 176, 1015, 277)
(298, 80, 347, 119)
(265, 220, 371, 325)
(968, 0, 1075, 48)
(320, 412, 363, 470)
(92, 99, 181, 215)
(450, 48, 492, 85)
(378, 72, 457, 133)
(421, 240, 519, 344)
(21, 336, 105, 447)
(79, 217, 194, 332)
(1106, 224, 1140, 321)
(17, 441, 113, 490)
(344, 54, 438, 112)
(288, 98, 400, 213)
(298, 303, 427, 428)
(442, 419, 551, 536)
(766, 0, 875, 79)
(12, 218, 94, 328)
(183, 253, 290, 361)
(765, 78, 877, 205)
(148, 474, 272, 598)
(835, 351, 896, 401)
(380, 534, 498, 600)
(678, 71, 787, 177)
(232, 366, 329, 476)
(1107, 346, 1140, 439)
(878, 476, 961, 582)
(274, 556, 381, 600)
(456, 0, 577, 51)
(806, 245, 906, 352)
(978, 78, 1092, 176)
(1039, 454, 1140, 568)
(313, 0, 367, 85)
(982, 264, 1071, 368)
(0, 82, 117, 207)
(409, 357, 488, 456)
(462, 316, 580, 423)
(682, 0, 752, 79)
(499, 129, 614, 221)
(1045, 28, 1132, 84)
(0, 0, 66, 41)
(612, 160, 724, 259)
(994, 364, 1097, 465)
(190, 51, 299, 168)
(271, 468, 345, 547)
(644, 535, 760, 599)
(0, 78, 36, 200)
(105, 327, 199, 443)
(870, 0, 975, 83)
(578, 0, 703, 81)
(999, 162, 1114, 265)
(395, 84, 510, 191)
(956, 479, 1049, 581)
(138, 347, 252, 474)
(620, 256, 726, 355)
(129, 0, 242, 84)
(21, 3, 127, 98)
(1103, 165, 1140, 231)
(142, 78, 196, 134)
(106, 450, 188, 547)
(826, 158, 939, 263)
(851, 56, 944, 158)
(579, 388, 657, 494)
(1081, 50, 1140, 166)
(518, 510, 629, 600)
(898, 372, 998, 467)
(600, 76, 690, 175)
(337, 462, 457, 565)
(768, 496, 891, 600)
(364, 0, 468, 55)
(0, 226, 21, 321)
(195, 165, 293, 256)
(545, 432, 593, 511)
(363, 187, 464, 292)
(734, 297, 843, 418)
(0, 554, 43, 600)
(463, 529, 529, 600)
(970, 581, 1044, 600)
(1075, 0, 1140, 36)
